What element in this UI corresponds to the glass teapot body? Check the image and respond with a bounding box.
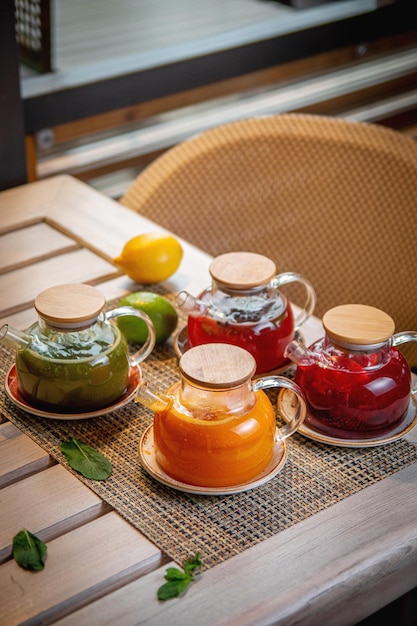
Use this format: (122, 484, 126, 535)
(285, 304, 416, 439)
(15, 315, 130, 412)
(184, 282, 294, 375)
(1, 284, 155, 412)
(153, 378, 276, 488)
(177, 252, 316, 374)
(136, 343, 307, 488)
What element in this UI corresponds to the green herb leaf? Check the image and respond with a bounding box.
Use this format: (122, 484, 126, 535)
(164, 567, 189, 581)
(59, 438, 112, 480)
(183, 552, 202, 577)
(12, 529, 47, 571)
(157, 552, 202, 601)
(158, 578, 191, 601)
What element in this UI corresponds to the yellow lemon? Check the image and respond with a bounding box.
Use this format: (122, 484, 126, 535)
(117, 292, 178, 344)
(114, 233, 183, 284)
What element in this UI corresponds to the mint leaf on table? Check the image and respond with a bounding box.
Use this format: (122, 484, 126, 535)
(59, 438, 112, 480)
(13, 529, 47, 571)
(183, 552, 202, 577)
(157, 552, 202, 601)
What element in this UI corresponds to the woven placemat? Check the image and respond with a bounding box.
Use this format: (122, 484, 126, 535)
(2, 296, 417, 570)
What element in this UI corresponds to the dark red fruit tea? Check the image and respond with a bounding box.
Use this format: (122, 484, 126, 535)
(187, 291, 294, 374)
(294, 341, 410, 439)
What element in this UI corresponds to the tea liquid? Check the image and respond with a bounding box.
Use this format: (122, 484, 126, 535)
(16, 326, 130, 412)
(153, 388, 276, 487)
(187, 290, 294, 374)
(295, 345, 410, 439)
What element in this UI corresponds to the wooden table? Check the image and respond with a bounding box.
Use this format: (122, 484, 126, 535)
(1, 175, 417, 626)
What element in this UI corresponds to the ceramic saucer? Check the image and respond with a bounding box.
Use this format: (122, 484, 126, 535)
(278, 388, 417, 448)
(139, 425, 287, 495)
(4, 364, 141, 420)
(173, 326, 301, 376)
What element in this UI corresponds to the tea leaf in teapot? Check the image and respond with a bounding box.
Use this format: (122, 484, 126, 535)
(12, 529, 47, 571)
(157, 552, 202, 601)
(59, 438, 112, 480)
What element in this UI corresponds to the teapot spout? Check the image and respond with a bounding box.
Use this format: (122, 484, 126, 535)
(284, 339, 318, 366)
(135, 381, 172, 412)
(0, 324, 32, 352)
(175, 291, 208, 317)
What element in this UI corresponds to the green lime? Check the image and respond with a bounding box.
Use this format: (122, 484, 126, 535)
(117, 292, 178, 344)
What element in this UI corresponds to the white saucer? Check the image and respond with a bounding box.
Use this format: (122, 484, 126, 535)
(279, 388, 417, 448)
(4, 364, 141, 420)
(173, 326, 301, 376)
(139, 425, 288, 495)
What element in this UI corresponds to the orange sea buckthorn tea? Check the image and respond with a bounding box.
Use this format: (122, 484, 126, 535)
(285, 304, 417, 440)
(176, 252, 316, 374)
(135, 343, 306, 488)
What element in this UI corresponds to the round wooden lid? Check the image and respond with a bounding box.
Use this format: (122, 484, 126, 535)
(179, 343, 256, 388)
(323, 304, 395, 347)
(35, 284, 106, 327)
(209, 252, 276, 289)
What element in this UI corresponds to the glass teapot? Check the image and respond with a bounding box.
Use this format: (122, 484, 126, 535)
(135, 343, 307, 488)
(284, 303, 417, 439)
(176, 251, 316, 374)
(0, 283, 156, 412)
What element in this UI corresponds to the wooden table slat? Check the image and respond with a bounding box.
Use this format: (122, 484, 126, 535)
(0, 511, 163, 626)
(0, 249, 119, 320)
(0, 421, 53, 488)
(0, 464, 106, 561)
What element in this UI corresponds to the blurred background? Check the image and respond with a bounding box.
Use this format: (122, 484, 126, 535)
(1, 0, 416, 195)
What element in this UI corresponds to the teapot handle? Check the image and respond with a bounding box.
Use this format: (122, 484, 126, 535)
(105, 306, 156, 366)
(271, 272, 316, 331)
(252, 375, 306, 440)
(393, 331, 417, 347)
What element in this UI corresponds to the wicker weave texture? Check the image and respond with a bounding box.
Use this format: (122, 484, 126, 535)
(121, 114, 417, 366)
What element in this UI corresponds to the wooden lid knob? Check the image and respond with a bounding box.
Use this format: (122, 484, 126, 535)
(323, 304, 395, 347)
(179, 344, 256, 388)
(35, 284, 106, 328)
(209, 252, 276, 289)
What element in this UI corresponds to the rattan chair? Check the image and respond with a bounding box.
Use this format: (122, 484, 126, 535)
(121, 113, 417, 367)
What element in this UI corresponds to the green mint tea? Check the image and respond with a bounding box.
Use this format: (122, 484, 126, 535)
(16, 325, 130, 412)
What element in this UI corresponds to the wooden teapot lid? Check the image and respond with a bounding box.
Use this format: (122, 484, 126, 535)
(323, 304, 395, 347)
(209, 252, 276, 289)
(179, 344, 256, 389)
(35, 283, 106, 328)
